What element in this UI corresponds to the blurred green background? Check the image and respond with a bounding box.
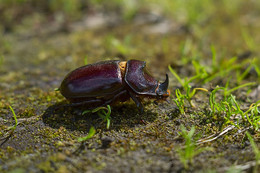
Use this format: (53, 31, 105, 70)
(1, 0, 259, 60)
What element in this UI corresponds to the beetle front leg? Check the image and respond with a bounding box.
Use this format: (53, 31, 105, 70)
(128, 91, 144, 113)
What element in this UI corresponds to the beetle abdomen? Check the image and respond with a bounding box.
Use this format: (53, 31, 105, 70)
(60, 60, 124, 100)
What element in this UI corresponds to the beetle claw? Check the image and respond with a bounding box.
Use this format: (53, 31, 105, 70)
(137, 101, 144, 113)
(128, 91, 144, 113)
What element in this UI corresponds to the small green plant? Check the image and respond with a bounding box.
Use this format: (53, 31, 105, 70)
(77, 126, 96, 142)
(0, 105, 18, 146)
(235, 57, 260, 83)
(177, 125, 212, 169)
(209, 86, 260, 131)
(253, 62, 260, 79)
(246, 132, 260, 172)
(83, 105, 112, 129)
(192, 45, 258, 85)
(209, 89, 238, 129)
(168, 65, 208, 107)
(221, 95, 244, 128)
(8, 105, 18, 131)
(222, 80, 256, 98)
(174, 89, 186, 114)
(209, 86, 225, 117)
(243, 101, 260, 131)
(209, 88, 243, 128)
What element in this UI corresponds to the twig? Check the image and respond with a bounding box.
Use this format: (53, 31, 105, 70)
(219, 160, 260, 172)
(197, 125, 235, 145)
(233, 127, 251, 137)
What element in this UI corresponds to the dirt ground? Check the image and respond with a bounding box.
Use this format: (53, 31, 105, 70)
(0, 1, 260, 172)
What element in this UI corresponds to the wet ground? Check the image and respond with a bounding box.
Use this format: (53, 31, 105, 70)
(0, 1, 260, 172)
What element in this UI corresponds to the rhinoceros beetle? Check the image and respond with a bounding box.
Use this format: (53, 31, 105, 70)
(60, 60, 170, 112)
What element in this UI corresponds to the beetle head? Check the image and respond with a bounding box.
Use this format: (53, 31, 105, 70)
(156, 74, 170, 98)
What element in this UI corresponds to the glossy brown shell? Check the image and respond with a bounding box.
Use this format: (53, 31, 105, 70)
(59, 59, 169, 111)
(60, 60, 125, 101)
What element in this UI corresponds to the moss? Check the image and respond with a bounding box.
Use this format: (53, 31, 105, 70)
(17, 108, 35, 118)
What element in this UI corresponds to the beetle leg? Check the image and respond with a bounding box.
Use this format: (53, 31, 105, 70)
(128, 91, 144, 113)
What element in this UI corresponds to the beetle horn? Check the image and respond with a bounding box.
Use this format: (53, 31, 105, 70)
(158, 74, 169, 93)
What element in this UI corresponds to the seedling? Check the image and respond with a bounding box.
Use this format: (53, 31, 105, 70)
(174, 89, 186, 114)
(168, 65, 208, 107)
(8, 105, 18, 131)
(253, 63, 260, 79)
(243, 101, 260, 131)
(246, 132, 260, 172)
(177, 125, 212, 169)
(209, 89, 241, 128)
(209, 86, 260, 131)
(0, 105, 18, 147)
(77, 126, 96, 142)
(209, 86, 225, 116)
(83, 105, 112, 129)
(203, 57, 242, 84)
(223, 81, 256, 98)
(192, 45, 259, 85)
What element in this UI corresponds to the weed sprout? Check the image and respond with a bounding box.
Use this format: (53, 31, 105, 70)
(82, 105, 112, 129)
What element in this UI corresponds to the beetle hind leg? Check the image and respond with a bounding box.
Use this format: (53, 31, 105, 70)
(128, 91, 144, 113)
